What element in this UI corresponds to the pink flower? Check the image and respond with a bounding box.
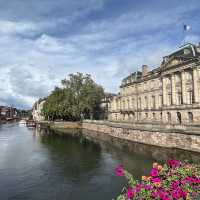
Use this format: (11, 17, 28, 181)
(152, 177, 161, 183)
(150, 168, 158, 177)
(167, 160, 181, 168)
(126, 187, 134, 199)
(115, 165, 124, 176)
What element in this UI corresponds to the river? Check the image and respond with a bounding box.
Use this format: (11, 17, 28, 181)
(0, 122, 199, 200)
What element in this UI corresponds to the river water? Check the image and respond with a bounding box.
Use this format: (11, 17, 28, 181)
(0, 122, 200, 200)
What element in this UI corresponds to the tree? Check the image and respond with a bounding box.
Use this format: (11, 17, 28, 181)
(42, 73, 104, 121)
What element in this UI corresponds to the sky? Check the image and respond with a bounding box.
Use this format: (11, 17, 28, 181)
(0, 0, 200, 109)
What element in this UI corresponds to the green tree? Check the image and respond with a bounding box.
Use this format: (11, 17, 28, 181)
(42, 73, 104, 121)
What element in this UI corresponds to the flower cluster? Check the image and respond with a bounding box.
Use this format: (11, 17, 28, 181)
(115, 160, 200, 200)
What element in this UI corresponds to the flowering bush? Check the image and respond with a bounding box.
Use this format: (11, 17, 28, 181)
(115, 160, 200, 200)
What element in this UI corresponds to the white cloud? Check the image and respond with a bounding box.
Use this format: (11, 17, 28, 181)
(0, 0, 200, 109)
(0, 20, 38, 35)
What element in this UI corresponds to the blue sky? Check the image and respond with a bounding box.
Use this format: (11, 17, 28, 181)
(0, 0, 200, 109)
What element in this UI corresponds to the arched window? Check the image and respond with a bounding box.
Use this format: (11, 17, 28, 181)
(177, 112, 181, 124)
(188, 112, 193, 123)
(167, 112, 171, 123)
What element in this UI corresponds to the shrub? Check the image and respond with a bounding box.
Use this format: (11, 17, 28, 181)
(115, 160, 200, 200)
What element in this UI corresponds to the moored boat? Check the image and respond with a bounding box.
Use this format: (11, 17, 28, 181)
(26, 120, 36, 128)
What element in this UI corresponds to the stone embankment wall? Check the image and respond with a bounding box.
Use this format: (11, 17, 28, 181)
(39, 121, 81, 129)
(82, 120, 200, 153)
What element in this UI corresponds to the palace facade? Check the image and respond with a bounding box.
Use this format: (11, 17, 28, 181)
(108, 43, 200, 125)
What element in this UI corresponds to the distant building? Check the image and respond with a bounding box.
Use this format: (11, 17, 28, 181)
(0, 106, 18, 120)
(32, 98, 46, 121)
(109, 43, 200, 125)
(100, 93, 116, 119)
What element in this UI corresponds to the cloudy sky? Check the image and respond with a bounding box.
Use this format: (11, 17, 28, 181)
(0, 0, 200, 109)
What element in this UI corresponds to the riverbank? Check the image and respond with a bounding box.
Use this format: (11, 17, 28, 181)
(39, 120, 200, 153)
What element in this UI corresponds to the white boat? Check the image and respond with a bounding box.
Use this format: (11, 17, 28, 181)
(19, 120, 26, 126)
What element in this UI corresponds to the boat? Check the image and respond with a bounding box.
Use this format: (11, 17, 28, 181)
(19, 120, 26, 126)
(26, 120, 36, 128)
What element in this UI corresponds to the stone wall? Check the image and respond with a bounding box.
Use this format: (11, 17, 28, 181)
(82, 120, 200, 153)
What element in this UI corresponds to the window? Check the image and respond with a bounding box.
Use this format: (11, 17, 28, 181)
(188, 90, 194, 104)
(153, 113, 156, 120)
(167, 112, 171, 123)
(152, 96, 156, 108)
(188, 112, 193, 123)
(132, 98, 135, 109)
(159, 95, 163, 107)
(145, 113, 148, 119)
(168, 93, 172, 105)
(138, 97, 142, 109)
(123, 100, 125, 110)
(177, 112, 181, 124)
(177, 92, 182, 105)
(145, 96, 148, 109)
(127, 99, 130, 109)
(138, 113, 142, 121)
(160, 112, 162, 121)
(132, 112, 135, 120)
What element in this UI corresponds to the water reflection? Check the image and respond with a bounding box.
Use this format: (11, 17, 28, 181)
(0, 123, 199, 200)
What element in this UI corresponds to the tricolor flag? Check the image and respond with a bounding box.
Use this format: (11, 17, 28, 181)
(183, 24, 191, 31)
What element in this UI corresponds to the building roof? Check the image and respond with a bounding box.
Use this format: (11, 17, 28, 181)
(120, 43, 200, 87)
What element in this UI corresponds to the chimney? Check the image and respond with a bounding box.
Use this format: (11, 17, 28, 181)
(142, 65, 148, 77)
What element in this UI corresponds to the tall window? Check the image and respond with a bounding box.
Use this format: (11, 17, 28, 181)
(159, 95, 163, 107)
(138, 97, 142, 109)
(152, 96, 156, 108)
(145, 96, 148, 109)
(160, 112, 162, 121)
(177, 92, 182, 105)
(167, 112, 171, 123)
(177, 112, 181, 124)
(168, 93, 172, 105)
(188, 90, 194, 104)
(153, 112, 156, 120)
(188, 112, 193, 123)
(145, 113, 148, 119)
(127, 99, 130, 109)
(132, 98, 135, 109)
(123, 100, 125, 110)
(139, 113, 142, 121)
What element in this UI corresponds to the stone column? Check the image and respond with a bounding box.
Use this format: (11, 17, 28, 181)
(193, 67, 199, 103)
(181, 71, 187, 104)
(171, 74, 176, 105)
(162, 77, 167, 106)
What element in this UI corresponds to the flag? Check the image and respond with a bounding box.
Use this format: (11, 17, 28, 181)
(183, 24, 191, 31)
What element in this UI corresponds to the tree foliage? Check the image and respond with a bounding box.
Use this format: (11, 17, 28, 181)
(42, 73, 104, 121)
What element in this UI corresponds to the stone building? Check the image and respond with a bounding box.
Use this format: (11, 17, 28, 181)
(32, 98, 46, 121)
(108, 43, 200, 125)
(100, 93, 116, 119)
(0, 106, 18, 120)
